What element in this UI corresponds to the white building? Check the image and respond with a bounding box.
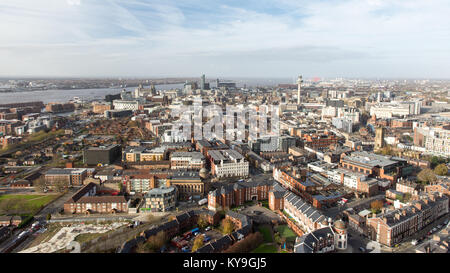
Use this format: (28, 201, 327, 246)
(424, 127, 450, 157)
(209, 149, 249, 178)
(112, 100, 141, 111)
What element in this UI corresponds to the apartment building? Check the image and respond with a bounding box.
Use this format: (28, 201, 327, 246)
(45, 168, 95, 186)
(170, 152, 205, 170)
(64, 183, 128, 214)
(123, 146, 165, 162)
(144, 186, 177, 212)
(283, 192, 328, 233)
(208, 179, 273, 211)
(366, 193, 449, 246)
(208, 149, 249, 178)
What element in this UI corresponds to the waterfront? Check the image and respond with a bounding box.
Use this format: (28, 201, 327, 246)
(0, 83, 184, 104)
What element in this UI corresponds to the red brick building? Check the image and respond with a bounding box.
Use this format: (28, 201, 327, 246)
(208, 179, 272, 211)
(64, 183, 128, 214)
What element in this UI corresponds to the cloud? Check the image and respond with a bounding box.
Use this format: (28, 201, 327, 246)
(67, 0, 81, 5)
(0, 0, 449, 78)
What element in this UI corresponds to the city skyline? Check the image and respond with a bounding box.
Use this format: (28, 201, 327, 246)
(1, 0, 450, 78)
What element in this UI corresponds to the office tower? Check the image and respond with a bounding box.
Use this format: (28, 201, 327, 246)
(297, 75, 303, 105)
(200, 74, 206, 90)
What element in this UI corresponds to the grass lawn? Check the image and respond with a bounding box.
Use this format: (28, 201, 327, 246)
(276, 225, 297, 242)
(0, 194, 59, 215)
(251, 243, 278, 253)
(258, 226, 273, 243)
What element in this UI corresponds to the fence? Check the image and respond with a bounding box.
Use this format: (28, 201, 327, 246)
(276, 211, 304, 237)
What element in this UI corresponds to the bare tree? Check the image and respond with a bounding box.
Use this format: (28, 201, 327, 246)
(34, 177, 47, 193)
(53, 178, 68, 193)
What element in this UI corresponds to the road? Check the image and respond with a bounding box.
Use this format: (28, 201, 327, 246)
(389, 213, 449, 253)
(0, 188, 78, 253)
(323, 193, 385, 219)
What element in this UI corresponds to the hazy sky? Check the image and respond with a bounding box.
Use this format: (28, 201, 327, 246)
(1, 0, 450, 79)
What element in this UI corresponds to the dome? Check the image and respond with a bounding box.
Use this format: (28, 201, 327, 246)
(334, 220, 346, 230)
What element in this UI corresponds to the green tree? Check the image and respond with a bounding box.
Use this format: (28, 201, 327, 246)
(434, 164, 448, 176)
(417, 168, 437, 184)
(46, 213, 52, 220)
(192, 234, 205, 252)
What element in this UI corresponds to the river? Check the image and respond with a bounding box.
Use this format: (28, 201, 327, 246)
(0, 83, 184, 104)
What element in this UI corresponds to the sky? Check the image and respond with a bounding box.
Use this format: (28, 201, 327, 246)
(0, 0, 450, 79)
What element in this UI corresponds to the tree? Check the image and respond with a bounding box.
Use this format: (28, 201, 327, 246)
(417, 168, 437, 184)
(434, 164, 448, 176)
(192, 234, 205, 252)
(370, 200, 383, 214)
(221, 218, 235, 234)
(223, 232, 264, 253)
(34, 177, 47, 193)
(46, 213, 52, 220)
(197, 215, 209, 229)
(146, 231, 167, 252)
(0, 198, 19, 214)
(53, 178, 67, 193)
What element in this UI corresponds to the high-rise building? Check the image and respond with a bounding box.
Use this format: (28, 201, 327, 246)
(297, 75, 303, 105)
(200, 74, 206, 90)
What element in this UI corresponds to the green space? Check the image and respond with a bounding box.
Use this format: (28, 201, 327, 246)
(276, 225, 297, 242)
(0, 194, 59, 215)
(25, 129, 65, 143)
(251, 243, 278, 253)
(257, 226, 273, 243)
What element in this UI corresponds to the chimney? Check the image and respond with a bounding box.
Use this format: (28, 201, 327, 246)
(382, 217, 388, 223)
(402, 210, 406, 216)
(395, 214, 401, 221)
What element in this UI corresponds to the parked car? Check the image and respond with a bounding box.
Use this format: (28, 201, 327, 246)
(181, 246, 190, 253)
(205, 226, 211, 231)
(359, 247, 365, 252)
(203, 236, 211, 243)
(411, 240, 418, 246)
